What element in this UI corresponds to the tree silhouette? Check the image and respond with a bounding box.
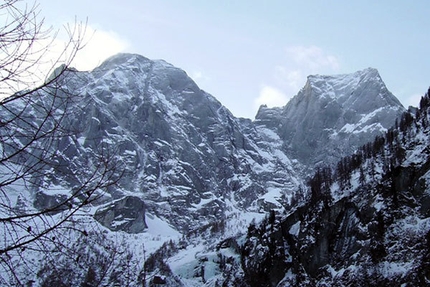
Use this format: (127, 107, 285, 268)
(0, 1, 122, 284)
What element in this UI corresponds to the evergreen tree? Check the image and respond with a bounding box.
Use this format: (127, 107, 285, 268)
(359, 167, 366, 185)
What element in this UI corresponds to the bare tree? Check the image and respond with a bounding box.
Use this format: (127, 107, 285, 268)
(0, 1, 122, 284)
(37, 224, 142, 287)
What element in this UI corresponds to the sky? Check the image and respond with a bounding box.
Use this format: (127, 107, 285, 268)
(36, 0, 430, 119)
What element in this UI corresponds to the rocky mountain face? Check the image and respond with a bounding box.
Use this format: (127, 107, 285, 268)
(240, 95, 430, 286)
(32, 55, 404, 234)
(255, 68, 405, 170)
(5, 53, 301, 235)
(2, 53, 422, 286)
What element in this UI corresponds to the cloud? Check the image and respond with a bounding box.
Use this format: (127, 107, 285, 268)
(253, 45, 340, 111)
(274, 67, 303, 94)
(278, 46, 340, 92)
(191, 71, 203, 80)
(401, 93, 422, 108)
(254, 86, 289, 109)
(190, 70, 211, 82)
(285, 45, 340, 72)
(189, 70, 212, 89)
(71, 25, 130, 71)
(0, 22, 130, 97)
(33, 24, 129, 75)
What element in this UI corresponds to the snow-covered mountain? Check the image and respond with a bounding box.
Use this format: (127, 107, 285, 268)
(2, 53, 301, 236)
(240, 92, 430, 286)
(256, 68, 405, 170)
(0, 53, 418, 286)
(70, 54, 302, 229)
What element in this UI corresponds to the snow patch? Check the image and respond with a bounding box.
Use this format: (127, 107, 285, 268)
(289, 221, 301, 237)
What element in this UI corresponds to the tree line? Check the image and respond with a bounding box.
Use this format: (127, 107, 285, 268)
(309, 88, 430, 203)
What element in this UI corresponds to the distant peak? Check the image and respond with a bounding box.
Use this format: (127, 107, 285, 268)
(304, 68, 385, 95)
(307, 67, 380, 82)
(354, 67, 380, 78)
(105, 53, 149, 63)
(362, 67, 378, 73)
(95, 53, 151, 71)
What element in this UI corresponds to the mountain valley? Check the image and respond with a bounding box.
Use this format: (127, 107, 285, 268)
(1, 53, 428, 286)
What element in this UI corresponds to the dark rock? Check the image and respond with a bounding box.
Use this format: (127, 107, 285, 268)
(94, 196, 147, 233)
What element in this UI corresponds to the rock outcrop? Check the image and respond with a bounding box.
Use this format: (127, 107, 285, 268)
(94, 196, 147, 233)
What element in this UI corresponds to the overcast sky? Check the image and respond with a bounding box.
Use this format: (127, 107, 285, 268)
(37, 0, 430, 119)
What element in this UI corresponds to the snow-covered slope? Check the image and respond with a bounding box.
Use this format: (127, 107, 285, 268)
(256, 68, 405, 170)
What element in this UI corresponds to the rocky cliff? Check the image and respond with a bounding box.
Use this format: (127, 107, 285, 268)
(3, 53, 302, 235)
(255, 68, 405, 170)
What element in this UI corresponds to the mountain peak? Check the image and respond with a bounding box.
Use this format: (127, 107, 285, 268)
(307, 67, 379, 81)
(95, 53, 178, 72)
(256, 67, 405, 168)
(304, 68, 385, 101)
(96, 53, 150, 69)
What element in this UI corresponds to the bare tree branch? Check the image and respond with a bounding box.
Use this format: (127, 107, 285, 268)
(0, 1, 123, 284)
